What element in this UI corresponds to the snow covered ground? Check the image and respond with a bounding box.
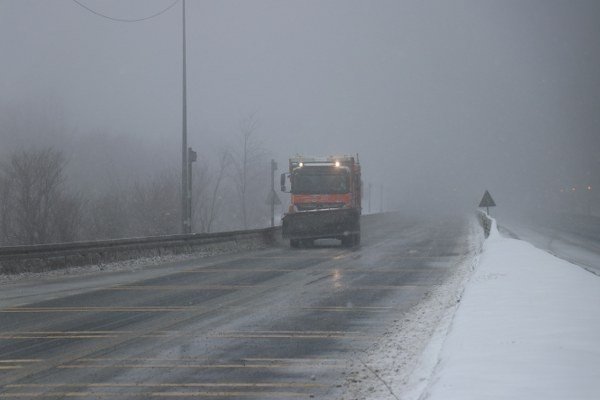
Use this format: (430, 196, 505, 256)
(347, 216, 600, 400)
(422, 218, 600, 399)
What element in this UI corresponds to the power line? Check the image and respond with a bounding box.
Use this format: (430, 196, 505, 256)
(71, 0, 179, 23)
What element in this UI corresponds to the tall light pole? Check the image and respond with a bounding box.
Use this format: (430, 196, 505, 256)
(270, 159, 277, 227)
(188, 147, 197, 231)
(368, 182, 372, 213)
(181, 0, 189, 234)
(587, 185, 592, 215)
(380, 184, 384, 213)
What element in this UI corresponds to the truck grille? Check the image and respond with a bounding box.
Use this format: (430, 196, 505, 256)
(296, 202, 345, 211)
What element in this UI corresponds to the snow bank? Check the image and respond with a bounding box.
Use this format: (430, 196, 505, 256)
(424, 219, 600, 400)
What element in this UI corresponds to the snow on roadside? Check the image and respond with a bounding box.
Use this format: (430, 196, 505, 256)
(423, 219, 600, 400)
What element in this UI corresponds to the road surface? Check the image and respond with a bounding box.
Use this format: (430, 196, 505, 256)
(0, 213, 475, 399)
(498, 213, 600, 275)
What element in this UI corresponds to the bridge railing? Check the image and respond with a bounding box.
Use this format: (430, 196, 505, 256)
(0, 227, 280, 274)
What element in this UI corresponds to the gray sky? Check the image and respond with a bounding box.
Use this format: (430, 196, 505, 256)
(1, 0, 599, 214)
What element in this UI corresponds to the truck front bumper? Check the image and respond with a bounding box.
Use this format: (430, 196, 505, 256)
(282, 208, 360, 240)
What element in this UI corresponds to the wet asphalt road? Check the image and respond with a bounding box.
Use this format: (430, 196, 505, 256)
(498, 213, 600, 275)
(0, 213, 473, 399)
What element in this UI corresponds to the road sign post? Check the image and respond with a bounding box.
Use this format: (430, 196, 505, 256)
(479, 190, 496, 215)
(269, 160, 281, 226)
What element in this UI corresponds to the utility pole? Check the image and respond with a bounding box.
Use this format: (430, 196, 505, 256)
(180, 0, 189, 234)
(587, 185, 592, 216)
(380, 184, 383, 213)
(270, 159, 277, 227)
(368, 183, 372, 213)
(188, 147, 197, 232)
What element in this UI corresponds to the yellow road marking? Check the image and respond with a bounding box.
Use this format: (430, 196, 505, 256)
(182, 268, 295, 273)
(0, 331, 132, 334)
(6, 382, 325, 389)
(242, 357, 342, 363)
(57, 363, 340, 369)
(75, 357, 340, 364)
(0, 330, 364, 340)
(0, 358, 43, 370)
(0, 307, 201, 313)
(0, 392, 309, 398)
(108, 285, 269, 291)
(0, 330, 359, 335)
(386, 256, 453, 259)
(349, 285, 437, 289)
(244, 255, 342, 259)
(58, 356, 344, 370)
(1, 303, 407, 313)
(328, 268, 441, 272)
(207, 330, 364, 339)
(302, 306, 399, 312)
(0, 331, 129, 339)
(178, 267, 445, 276)
(207, 333, 357, 339)
(217, 330, 357, 334)
(153, 392, 307, 398)
(77, 357, 208, 362)
(0, 335, 117, 339)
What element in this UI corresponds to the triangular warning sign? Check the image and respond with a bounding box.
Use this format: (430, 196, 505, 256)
(479, 190, 496, 208)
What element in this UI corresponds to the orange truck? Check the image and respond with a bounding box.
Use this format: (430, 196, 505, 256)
(280, 155, 362, 247)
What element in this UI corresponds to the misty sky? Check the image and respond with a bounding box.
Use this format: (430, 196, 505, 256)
(1, 0, 599, 214)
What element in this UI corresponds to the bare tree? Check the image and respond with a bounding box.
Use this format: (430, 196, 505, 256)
(129, 171, 180, 237)
(231, 114, 268, 229)
(85, 189, 131, 240)
(193, 149, 230, 233)
(0, 171, 14, 245)
(0, 148, 83, 245)
(53, 192, 84, 242)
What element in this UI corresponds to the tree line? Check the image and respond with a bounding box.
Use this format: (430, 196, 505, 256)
(0, 125, 273, 246)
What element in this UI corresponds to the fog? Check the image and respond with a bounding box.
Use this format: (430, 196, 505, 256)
(1, 0, 599, 238)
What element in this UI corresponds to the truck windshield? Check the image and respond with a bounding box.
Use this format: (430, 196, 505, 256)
(292, 168, 350, 194)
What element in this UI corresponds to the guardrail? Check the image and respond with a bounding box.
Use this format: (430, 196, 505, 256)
(0, 227, 280, 274)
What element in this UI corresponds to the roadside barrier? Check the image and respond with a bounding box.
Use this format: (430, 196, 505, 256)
(0, 213, 388, 275)
(478, 211, 492, 238)
(0, 227, 280, 274)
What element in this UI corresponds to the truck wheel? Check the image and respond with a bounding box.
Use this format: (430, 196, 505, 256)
(342, 234, 360, 248)
(341, 235, 353, 248)
(290, 239, 300, 248)
(301, 239, 314, 247)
